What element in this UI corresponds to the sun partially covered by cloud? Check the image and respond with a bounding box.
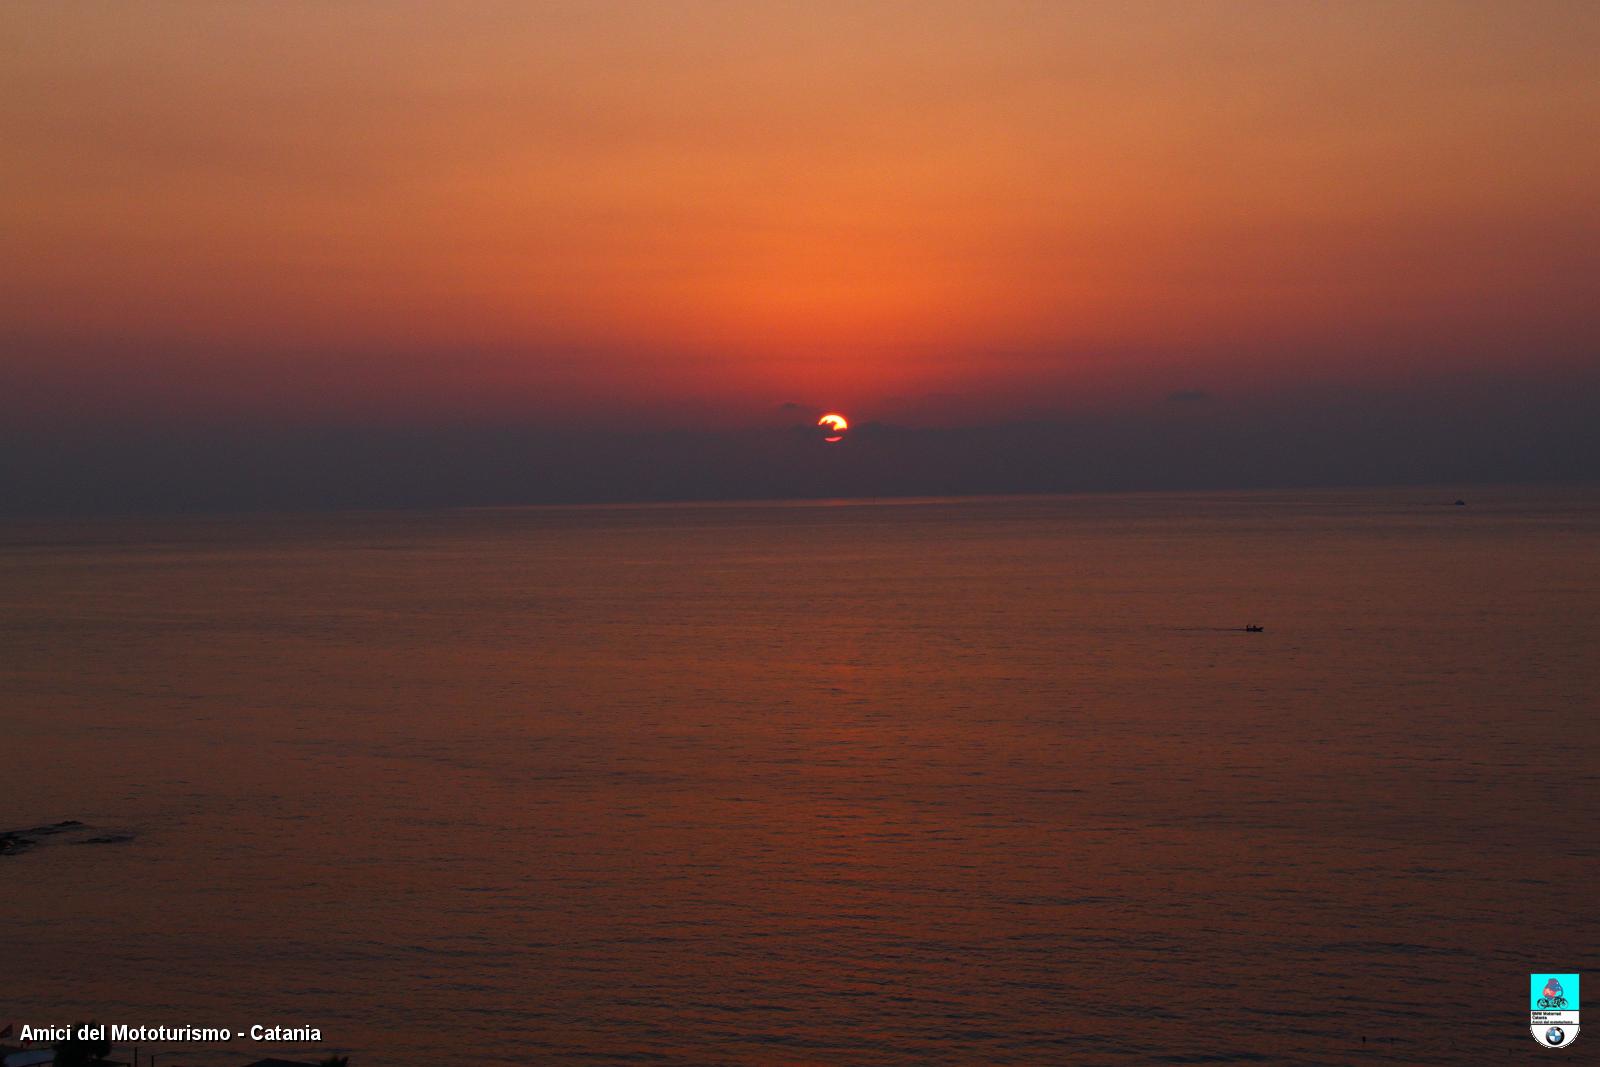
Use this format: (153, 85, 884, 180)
(818, 412, 849, 442)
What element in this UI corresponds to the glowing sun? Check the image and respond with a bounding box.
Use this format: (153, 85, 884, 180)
(818, 412, 849, 443)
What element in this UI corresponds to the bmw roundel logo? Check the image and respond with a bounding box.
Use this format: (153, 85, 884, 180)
(1546, 1026, 1566, 1045)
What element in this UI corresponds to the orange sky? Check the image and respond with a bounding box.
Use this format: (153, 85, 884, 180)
(3, 1, 1597, 427)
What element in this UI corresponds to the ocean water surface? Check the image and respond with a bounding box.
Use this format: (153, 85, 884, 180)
(2, 488, 1596, 1064)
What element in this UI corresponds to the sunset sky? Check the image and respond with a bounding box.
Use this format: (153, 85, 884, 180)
(3, 1, 1597, 509)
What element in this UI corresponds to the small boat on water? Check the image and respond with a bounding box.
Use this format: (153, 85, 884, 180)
(1244, 624, 1264, 632)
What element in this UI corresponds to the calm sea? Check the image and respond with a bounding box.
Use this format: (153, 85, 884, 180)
(2, 488, 1595, 1065)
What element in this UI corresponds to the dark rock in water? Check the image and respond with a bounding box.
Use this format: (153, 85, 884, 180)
(2, 820, 128, 855)
(0, 832, 36, 855)
(1454, 499, 1466, 506)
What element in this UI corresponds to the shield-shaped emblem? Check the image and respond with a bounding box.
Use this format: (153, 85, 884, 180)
(1531, 973, 1580, 1048)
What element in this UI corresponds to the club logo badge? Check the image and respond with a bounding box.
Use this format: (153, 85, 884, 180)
(1531, 973, 1580, 1048)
